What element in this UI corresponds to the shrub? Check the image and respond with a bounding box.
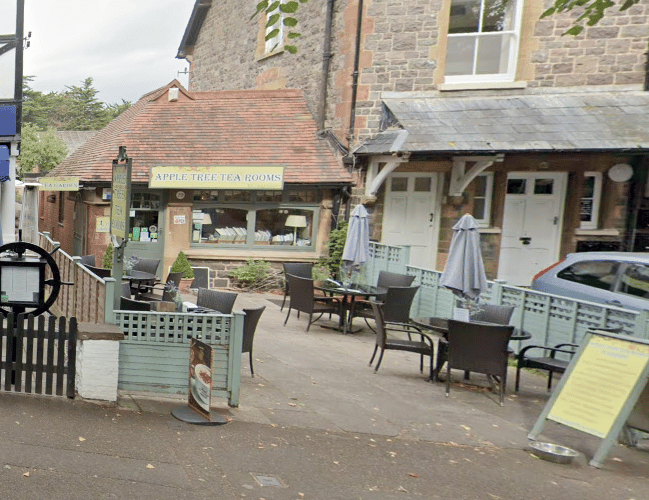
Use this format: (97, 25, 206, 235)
(319, 221, 348, 277)
(171, 251, 195, 279)
(102, 243, 113, 269)
(230, 259, 281, 291)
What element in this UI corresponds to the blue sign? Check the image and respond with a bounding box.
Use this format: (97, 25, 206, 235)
(0, 106, 17, 136)
(0, 145, 8, 182)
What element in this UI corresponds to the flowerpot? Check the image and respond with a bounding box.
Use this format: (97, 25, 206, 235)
(179, 278, 193, 292)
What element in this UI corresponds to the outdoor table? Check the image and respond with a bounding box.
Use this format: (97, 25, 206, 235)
(315, 281, 387, 334)
(411, 317, 532, 381)
(123, 270, 157, 299)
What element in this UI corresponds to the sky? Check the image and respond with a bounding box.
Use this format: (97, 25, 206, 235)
(22, 0, 196, 105)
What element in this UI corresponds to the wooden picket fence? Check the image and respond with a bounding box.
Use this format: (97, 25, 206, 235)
(0, 314, 77, 398)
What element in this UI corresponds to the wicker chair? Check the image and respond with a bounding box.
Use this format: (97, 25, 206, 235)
(351, 286, 420, 333)
(119, 297, 152, 311)
(132, 258, 161, 276)
(470, 304, 515, 325)
(283, 274, 342, 332)
(377, 270, 415, 288)
(445, 320, 514, 406)
(242, 306, 266, 377)
(281, 262, 313, 311)
(197, 288, 238, 313)
(369, 302, 436, 380)
(85, 265, 112, 278)
(80, 255, 96, 267)
(515, 326, 622, 392)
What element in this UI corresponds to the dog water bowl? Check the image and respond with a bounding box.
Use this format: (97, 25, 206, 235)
(529, 441, 579, 464)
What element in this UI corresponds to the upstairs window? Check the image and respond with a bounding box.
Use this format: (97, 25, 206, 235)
(265, 1, 285, 54)
(445, 0, 523, 83)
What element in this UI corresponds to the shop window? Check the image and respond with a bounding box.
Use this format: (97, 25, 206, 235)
(129, 192, 160, 242)
(580, 172, 602, 230)
(445, 0, 523, 84)
(192, 205, 316, 248)
(472, 173, 493, 227)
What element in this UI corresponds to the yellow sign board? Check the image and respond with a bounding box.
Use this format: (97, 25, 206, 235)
(38, 176, 79, 191)
(96, 216, 110, 233)
(149, 166, 284, 190)
(548, 335, 649, 438)
(111, 164, 129, 239)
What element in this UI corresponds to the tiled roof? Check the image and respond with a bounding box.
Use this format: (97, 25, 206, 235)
(48, 81, 352, 185)
(51, 131, 98, 158)
(354, 90, 649, 155)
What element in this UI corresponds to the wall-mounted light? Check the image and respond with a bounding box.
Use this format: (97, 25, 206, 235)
(608, 163, 633, 183)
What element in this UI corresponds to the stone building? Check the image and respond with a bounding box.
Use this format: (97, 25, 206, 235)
(178, 0, 649, 284)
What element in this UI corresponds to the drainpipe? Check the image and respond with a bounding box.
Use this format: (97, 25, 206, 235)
(347, 0, 364, 148)
(645, 44, 649, 91)
(317, 0, 335, 130)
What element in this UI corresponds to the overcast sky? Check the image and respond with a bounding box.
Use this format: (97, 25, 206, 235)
(23, 0, 196, 104)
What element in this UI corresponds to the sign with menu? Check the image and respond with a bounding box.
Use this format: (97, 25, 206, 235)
(188, 338, 214, 421)
(110, 159, 131, 239)
(529, 331, 649, 467)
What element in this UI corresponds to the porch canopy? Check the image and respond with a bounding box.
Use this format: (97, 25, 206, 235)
(354, 89, 649, 156)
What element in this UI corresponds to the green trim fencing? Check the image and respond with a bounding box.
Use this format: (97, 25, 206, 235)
(363, 243, 647, 351)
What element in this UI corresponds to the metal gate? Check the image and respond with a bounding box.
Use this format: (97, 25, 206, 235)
(0, 314, 77, 398)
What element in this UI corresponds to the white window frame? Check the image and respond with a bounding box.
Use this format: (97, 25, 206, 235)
(444, 0, 524, 84)
(473, 172, 493, 227)
(265, 2, 285, 54)
(580, 171, 602, 230)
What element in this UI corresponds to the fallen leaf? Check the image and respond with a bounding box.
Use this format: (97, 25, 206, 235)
(460, 425, 471, 431)
(612, 457, 623, 462)
(298, 493, 305, 498)
(398, 486, 408, 493)
(4, 465, 10, 470)
(407, 473, 419, 478)
(146, 464, 155, 469)
(23, 472, 29, 477)
(78, 437, 86, 442)
(288, 403, 297, 407)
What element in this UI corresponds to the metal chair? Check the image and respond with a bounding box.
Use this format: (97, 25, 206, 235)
(85, 265, 112, 278)
(119, 296, 152, 311)
(132, 258, 161, 276)
(138, 271, 184, 302)
(121, 282, 132, 299)
(242, 306, 266, 377)
(515, 326, 622, 392)
(369, 302, 436, 380)
(377, 270, 415, 288)
(445, 320, 514, 406)
(283, 274, 342, 332)
(197, 288, 238, 313)
(281, 262, 313, 311)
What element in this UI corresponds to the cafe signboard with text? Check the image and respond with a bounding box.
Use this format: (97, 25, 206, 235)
(149, 166, 284, 190)
(38, 176, 79, 191)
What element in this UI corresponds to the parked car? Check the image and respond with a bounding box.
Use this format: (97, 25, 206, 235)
(531, 252, 649, 311)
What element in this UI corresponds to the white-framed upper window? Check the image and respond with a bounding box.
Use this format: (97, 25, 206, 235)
(580, 172, 602, 230)
(445, 0, 524, 84)
(473, 172, 493, 227)
(265, 2, 285, 54)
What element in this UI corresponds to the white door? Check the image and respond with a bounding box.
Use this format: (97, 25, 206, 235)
(498, 172, 567, 286)
(382, 173, 439, 269)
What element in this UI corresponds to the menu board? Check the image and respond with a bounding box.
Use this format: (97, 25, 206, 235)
(548, 335, 649, 438)
(188, 338, 214, 421)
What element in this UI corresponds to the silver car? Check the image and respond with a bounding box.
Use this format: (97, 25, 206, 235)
(530, 252, 649, 311)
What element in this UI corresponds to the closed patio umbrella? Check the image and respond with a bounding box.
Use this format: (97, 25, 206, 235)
(341, 204, 370, 271)
(440, 213, 487, 301)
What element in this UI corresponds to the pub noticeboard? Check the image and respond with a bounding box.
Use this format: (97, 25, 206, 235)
(110, 155, 132, 240)
(529, 330, 649, 467)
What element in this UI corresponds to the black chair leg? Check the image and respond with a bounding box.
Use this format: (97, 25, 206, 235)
(547, 371, 553, 391)
(281, 291, 288, 311)
(284, 307, 292, 325)
(419, 354, 423, 373)
(374, 349, 385, 372)
(249, 352, 254, 377)
(369, 345, 378, 366)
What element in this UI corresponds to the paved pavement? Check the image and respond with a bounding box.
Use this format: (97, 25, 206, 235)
(0, 291, 648, 499)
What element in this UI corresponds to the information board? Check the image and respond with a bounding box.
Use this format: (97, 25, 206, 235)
(38, 176, 79, 191)
(110, 160, 131, 239)
(529, 331, 649, 467)
(188, 338, 214, 421)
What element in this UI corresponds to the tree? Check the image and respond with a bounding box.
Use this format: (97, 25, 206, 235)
(542, 0, 641, 35)
(18, 123, 68, 174)
(252, 0, 307, 54)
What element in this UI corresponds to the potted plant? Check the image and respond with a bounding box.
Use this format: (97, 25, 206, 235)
(171, 251, 195, 291)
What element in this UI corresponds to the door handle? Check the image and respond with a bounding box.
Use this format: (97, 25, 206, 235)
(519, 237, 531, 245)
(429, 213, 434, 222)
